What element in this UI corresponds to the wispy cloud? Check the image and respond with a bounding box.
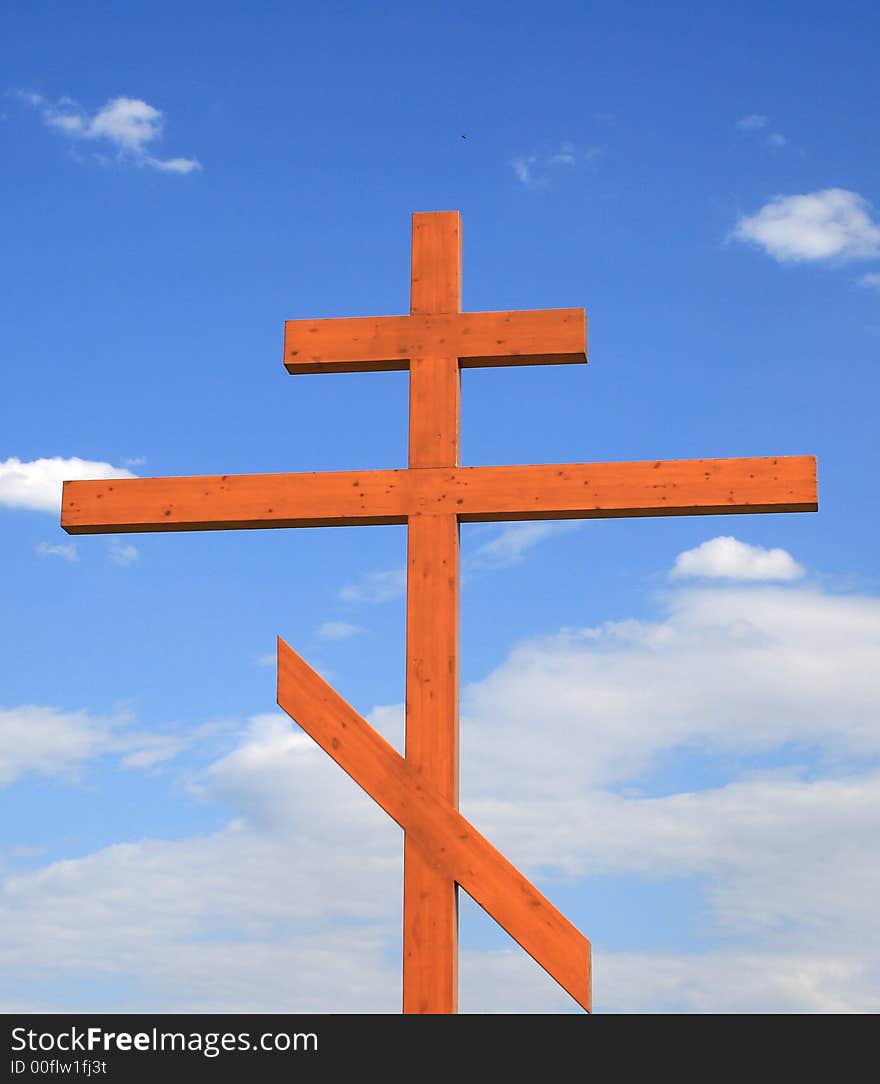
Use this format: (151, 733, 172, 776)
(0, 456, 136, 514)
(512, 156, 542, 188)
(0, 705, 213, 786)
(466, 522, 579, 571)
(735, 113, 787, 149)
(549, 142, 576, 166)
(670, 536, 805, 582)
(736, 114, 769, 131)
(858, 272, 880, 291)
(109, 540, 139, 567)
(35, 541, 78, 563)
(730, 189, 880, 263)
(512, 142, 602, 189)
(15, 92, 201, 174)
(339, 568, 406, 604)
(338, 524, 579, 604)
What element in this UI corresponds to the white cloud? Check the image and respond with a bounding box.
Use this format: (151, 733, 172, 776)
(35, 541, 78, 562)
(338, 526, 578, 601)
(22, 93, 200, 174)
(366, 703, 405, 751)
(512, 155, 540, 188)
(669, 536, 805, 582)
(0, 706, 121, 786)
(731, 189, 880, 263)
(339, 568, 406, 604)
(339, 526, 576, 600)
(858, 272, 880, 291)
(0, 456, 136, 514)
(0, 705, 211, 786)
(596, 948, 878, 1014)
(466, 916, 879, 1014)
(460, 584, 880, 800)
(12, 90, 46, 107)
(735, 114, 787, 149)
(736, 114, 768, 130)
(460, 948, 575, 1013)
(44, 110, 84, 135)
(109, 540, 139, 567)
(117, 733, 193, 769)
(512, 143, 599, 189)
(317, 620, 363, 640)
(145, 155, 201, 175)
(3, 578, 880, 1012)
(0, 714, 404, 1011)
(466, 521, 579, 571)
(549, 141, 576, 166)
(85, 97, 160, 151)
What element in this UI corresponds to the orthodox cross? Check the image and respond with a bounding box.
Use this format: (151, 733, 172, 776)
(62, 211, 817, 1014)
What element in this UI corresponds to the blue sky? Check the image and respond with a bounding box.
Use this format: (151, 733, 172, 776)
(1, 1, 878, 1012)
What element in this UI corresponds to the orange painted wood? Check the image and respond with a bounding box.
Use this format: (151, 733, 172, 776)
(405, 517, 460, 796)
(411, 211, 461, 315)
(276, 637, 591, 1012)
(403, 213, 462, 1013)
(447, 454, 819, 520)
(60, 469, 409, 533)
(404, 514, 460, 1013)
(283, 309, 586, 374)
(408, 355, 461, 468)
(284, 315, 412, 373)
(62, 209, 819, 1015)
(454, 307, 586, 368)
(408, 212, 462, 470)
(61, 455, 818, 534)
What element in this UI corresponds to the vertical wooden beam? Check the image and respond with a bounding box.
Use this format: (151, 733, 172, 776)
(408, 212, 461, 469)
(403, 211, 461, 1013)
(408, 355, 461, 468)
(403, 513, 460, 1013)
(410, 210, 461, 316)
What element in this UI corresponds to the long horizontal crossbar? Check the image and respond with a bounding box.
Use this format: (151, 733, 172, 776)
(62, 456, 817, 534)
(284, 309, 586, 373)
(276, 637, 591, 1011)
(61, 456, 818, 534)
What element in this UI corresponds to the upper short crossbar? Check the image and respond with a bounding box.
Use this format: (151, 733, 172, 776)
(284, 309, 586, 374)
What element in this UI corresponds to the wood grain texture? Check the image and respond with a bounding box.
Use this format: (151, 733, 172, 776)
(446, 455, 819, 520)
(276, 637, 591, 1012)
(283, 310, 586, 374)
(404, 514, 460, 1012)
(403, 212, 462, 1013)
(454, 307, 586, 367)
(62, 455, 818, 534)
(61, 469, 410, 533)
(284, 315, 412, 373)
(58, 208, 820, 1017)
(405, 516, 460, 795)
(411, 211, 461, 315)
(408, 354, 461, 468)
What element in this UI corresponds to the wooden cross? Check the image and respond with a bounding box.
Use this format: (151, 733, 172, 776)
(62, 211, 818, 1014)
